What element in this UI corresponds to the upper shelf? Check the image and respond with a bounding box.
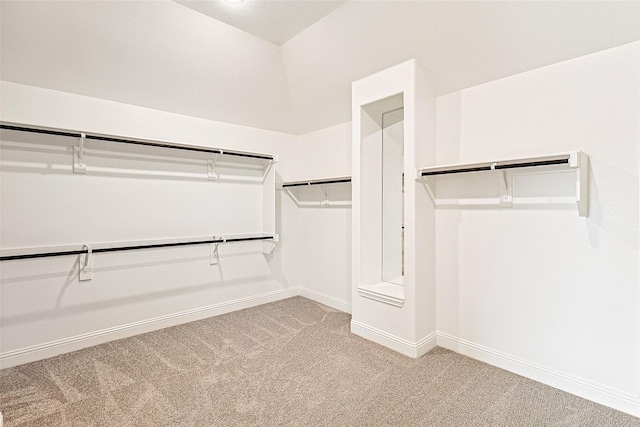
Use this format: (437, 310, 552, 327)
(416, 151, 589, 217)
(0, 122, 275, 161)
(280, 176, 352, 207)
(417, 152, 581, 177)
(282, 176, 351, 188)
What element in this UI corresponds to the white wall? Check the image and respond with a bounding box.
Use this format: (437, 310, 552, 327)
(1, 35, 637, 418)
(282, 122, 352, 312)
(435, 42, 639, 414)
(281, 1, 640, 134)
(287, 42, 639, 415)
(0, 81, 300, 367)
(0, 1, 295, 133)
(349, 60, 438, 357)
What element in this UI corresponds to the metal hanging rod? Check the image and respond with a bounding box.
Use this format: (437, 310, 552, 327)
(282, 177, 352, 188)
(0, 123, 274, 161)
(0, 235, 276, 262)
(418, 154, 572, 177)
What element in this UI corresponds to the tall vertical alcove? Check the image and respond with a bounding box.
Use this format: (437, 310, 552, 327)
(351, 60, 437, 357)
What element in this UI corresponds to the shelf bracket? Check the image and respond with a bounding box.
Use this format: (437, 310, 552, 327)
(492, 163, 512, 208)
(262, 235, 278, 254)
(207, 156, 219, 181)
(572, 151, 589, 217)
(210, 242, 219, 265)
(415, 169, 436, 204)
(73, 133, 87, 174)
(261, 155, 278, 182)
(321, 184, 330, 206)
(79, 245, 92, 281)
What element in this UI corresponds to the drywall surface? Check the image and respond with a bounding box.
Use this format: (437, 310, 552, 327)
(282, 1, 640, 134)
(0, 1, 295, 133)
(288, 122, 351, 182)
(283, 122, 352, 311)
(350, 60, 437, 356)
(285, 42, 639, 415)
(0, 82, 299, 366)
(435, 42, 639, 413)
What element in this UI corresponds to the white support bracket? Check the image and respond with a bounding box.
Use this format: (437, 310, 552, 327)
(262, 235, 278, 254)
(73, 133, 87, 174)
(416, 168, 436, 203)
(571, 151, 589, 217)
(260, 155, 278, 182)
(79, 245, 92, 281)
(320, 184, 330, 207)
(210, 242, 219, 265)
(207, 155, 219, 181)
(492, 163, 512, 208)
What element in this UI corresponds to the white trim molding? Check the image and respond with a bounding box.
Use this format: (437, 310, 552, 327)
(357, 283, 405, 307)
(0, 287, 298, 369)
(351, 319, 437, 358)
(298, 286, 352, 314)
(437, 332, 640, 418)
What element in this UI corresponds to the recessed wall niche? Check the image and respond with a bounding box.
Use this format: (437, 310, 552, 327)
(351, 60, 437, 358)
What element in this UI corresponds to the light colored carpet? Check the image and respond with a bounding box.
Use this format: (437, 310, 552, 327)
(1, 296, 638, 426)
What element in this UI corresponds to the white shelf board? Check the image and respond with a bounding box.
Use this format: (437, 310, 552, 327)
(417, 151, 589, 217)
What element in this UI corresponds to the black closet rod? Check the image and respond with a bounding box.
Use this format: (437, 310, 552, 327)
(0, 235, 275, 262)
(420, 158, 569, 177)
(0, 124, 274, 161)
(282, 177, 352, 188)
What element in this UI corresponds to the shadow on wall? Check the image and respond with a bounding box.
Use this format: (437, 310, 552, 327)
(264, 178, 292, 288)
(434, 90, 462, 343)
(282, 182, 352, 208)
(1, 242, 280, 328)
(1, 269, 277, 327)
(0, 137, 267, 183)
(586, 159, 639, 251)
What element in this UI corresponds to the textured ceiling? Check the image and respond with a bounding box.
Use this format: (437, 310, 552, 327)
(174, 0, 347, 45)
(1, 1, 639, 135)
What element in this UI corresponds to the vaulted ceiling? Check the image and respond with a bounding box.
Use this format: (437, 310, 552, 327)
(175, 0, 347, 45)
(1, 1, 638, 135)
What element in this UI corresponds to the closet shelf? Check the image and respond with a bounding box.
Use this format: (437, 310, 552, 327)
(281, 176, 351, 188)
(0, 122, 275, 161)
(416, 151, 589, 217)
(280, 176, 352, 207)
(1, 122, 278, 281)
(417, 152, 581, 177)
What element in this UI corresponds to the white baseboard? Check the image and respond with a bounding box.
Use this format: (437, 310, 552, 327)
(437, 332, 640, 418)
(0, 287, 298, 369)
(351, 319, 437, 358)
(298, 286, 352, 313)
